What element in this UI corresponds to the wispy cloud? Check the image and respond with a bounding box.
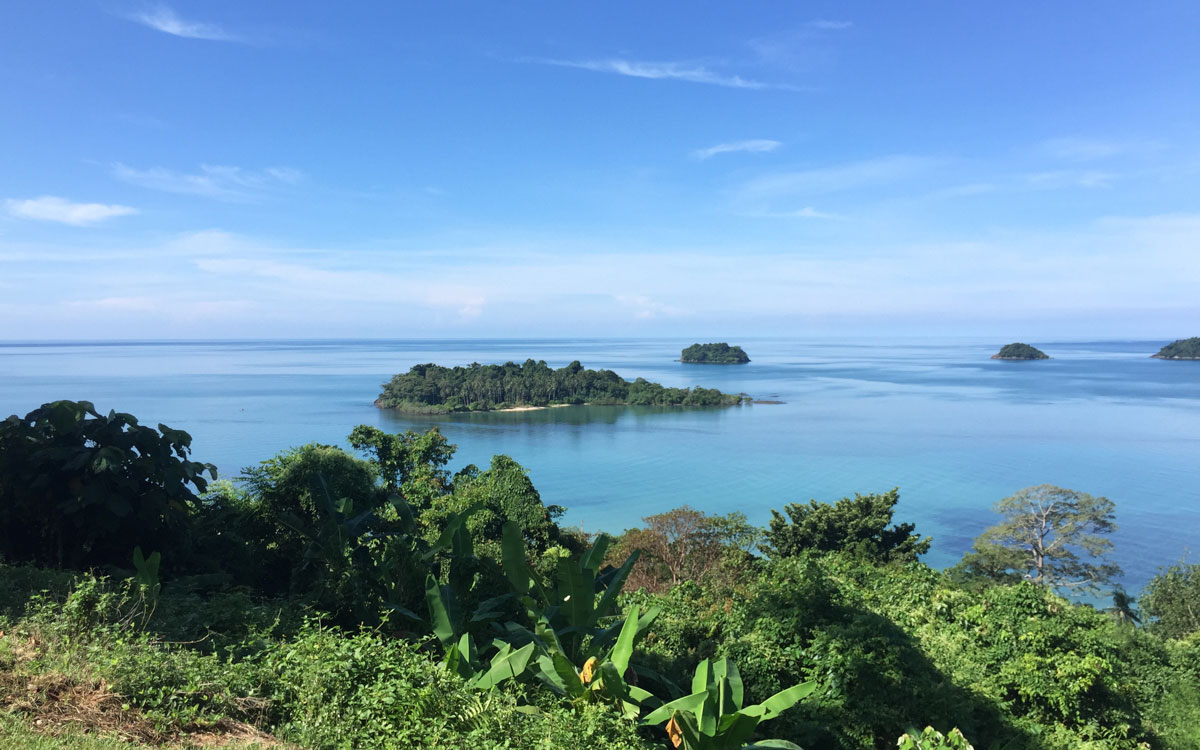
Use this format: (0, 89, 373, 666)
(4, 196, 138, 226)
(615, 294, 687, 319)
(532, 58, 804, 91)
(738, 206, 843, 220)
(790, 206, 840, 219)
(807, 20, 853, 30)
(737, 155, 936, 204)
(693, 139, 781, 160)
(128, 4, 240, 42)
(5, 213, 1200, 338)
(112, 163, 302, 201)
(1038, 137, 1123, 162)
(1027, 170, 1116, 189)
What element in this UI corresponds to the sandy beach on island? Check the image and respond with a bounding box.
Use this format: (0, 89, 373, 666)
(495, 404, 574, 412)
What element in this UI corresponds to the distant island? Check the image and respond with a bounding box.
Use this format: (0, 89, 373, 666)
(680, 342, 750, 364)
(376, 359, 747, 413)
(1152, 337, 1200, 360)
(991, 343, 1049, 360)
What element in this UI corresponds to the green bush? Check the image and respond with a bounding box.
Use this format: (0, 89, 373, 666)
(0, 400, 214, 570)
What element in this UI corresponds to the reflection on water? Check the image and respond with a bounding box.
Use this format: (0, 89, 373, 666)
(380, 403, 743, 429)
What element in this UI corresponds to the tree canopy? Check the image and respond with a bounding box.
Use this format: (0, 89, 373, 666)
(680, 342, 751, 364)
(376, 359, 745, 413)
(953, 484, 1121, 592)
(762, 488, 931, 563)
(991, 342, 1049, 360)
(1141, 562, 1200, 638)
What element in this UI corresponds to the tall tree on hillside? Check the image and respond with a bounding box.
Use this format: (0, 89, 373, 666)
(956, 485, 1121, 593)
(763, 488, 930, 563)
(610, 506, 760, 593)
(1141, 562, 1200, 638)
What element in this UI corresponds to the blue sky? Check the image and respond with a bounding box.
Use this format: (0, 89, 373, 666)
(2, 2, 1199, 339)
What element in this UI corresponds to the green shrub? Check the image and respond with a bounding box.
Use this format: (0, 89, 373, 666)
(0, 400, 214, 570)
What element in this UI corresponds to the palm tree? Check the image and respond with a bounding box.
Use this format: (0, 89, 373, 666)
(1106, 587, 1141, 627)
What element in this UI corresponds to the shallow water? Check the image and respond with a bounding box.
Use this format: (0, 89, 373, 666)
(2, 337, 1197, 590)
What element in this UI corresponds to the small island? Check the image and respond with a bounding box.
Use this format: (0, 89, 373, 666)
(680, 342, 750, 364)
(991, 343, 1050, 360)
(1152, 337, 1200, 360)
(376, 359, 748, 413)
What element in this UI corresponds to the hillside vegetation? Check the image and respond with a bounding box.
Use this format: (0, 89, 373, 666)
(376, 359, 746, 413)
(991, 343, 1049, 360)
(680, 343, 751, 364)
(2, 400, 1200, 750)
(1153, 337, 1200, 360)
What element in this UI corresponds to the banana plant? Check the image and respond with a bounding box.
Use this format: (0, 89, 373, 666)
(499, 520, 640, 662)
(495, 520, 665, 716)
(523, 603, 660, 718)
(380, 497, 486, 622)
(417, 503, 538, 690)
(641, 658, 815, 749)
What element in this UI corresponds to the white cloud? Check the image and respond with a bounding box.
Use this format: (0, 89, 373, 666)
(790, 206, 840, 219)
(4, 196, 138, 226)
(693, 139, 781, 160)
(129, 5, 240, 42)
(113, 163, 303, 201)
(4, 214, 1200, 338)
(533, 58, 803, 91)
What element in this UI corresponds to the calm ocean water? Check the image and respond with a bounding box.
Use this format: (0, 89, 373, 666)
(1, 338, 1197, 591)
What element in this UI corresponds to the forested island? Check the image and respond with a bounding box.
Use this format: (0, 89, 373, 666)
(1152, 337, 1200, 360)
(2, 400, 1200, 750)
(376, 359, 746, 413)
(680, 342, 751, 364)
(991, 342, 1049, 360)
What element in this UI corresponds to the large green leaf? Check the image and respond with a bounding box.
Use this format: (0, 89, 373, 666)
(592, 549, 640, 623)
(712, 658, 744, 709)
(641, 690, 709, 726)
(473, 642, 535, 690)
(610, 606, 640, 674)
(692, 658, 712, 695)
(742, 681, 817, 720)
(531, 653, 568, 696)
(424, 573, 456, 647)
(580, 532, 612, 574)
(556, 555, 593, 628)
(500, 521, 530, 595)
(744, 741, 804, 749)
(674, 711, 703, 750)
(717, 711, 761, 748)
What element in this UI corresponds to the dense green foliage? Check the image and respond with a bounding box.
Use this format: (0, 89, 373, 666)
(377, 359, 745, 412)
(3, 401, 1200, 750)
(991, 342, 1049, 359)
(763, 488, 931, 563)
(1142, 562, 1200, 639)
(0, 400, 215, 570)
(1153, 337, 1200, 359)
(680, 343, 751, 364)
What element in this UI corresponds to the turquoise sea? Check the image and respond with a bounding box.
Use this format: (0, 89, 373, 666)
(1, 338, 1197, 591)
